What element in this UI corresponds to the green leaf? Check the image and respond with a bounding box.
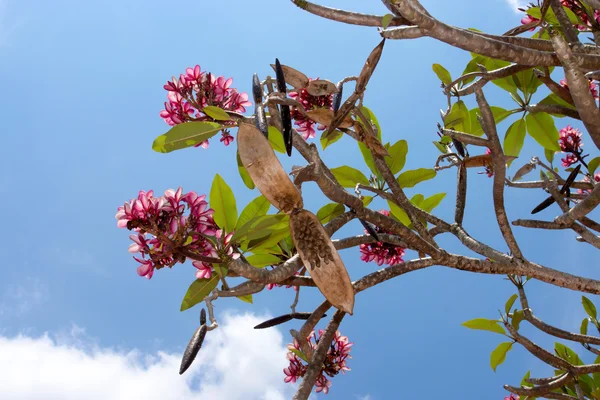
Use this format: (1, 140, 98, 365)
(210, 174, 237, 232)
(237, 151, 255, 189)
(525, 112, 561, 151)
(317, 203, 345, 224)
(385, 140, 408, 175)
(411, 194, 424, 207)
(420, 193, 446, 213)
(360, 106, 382, 140)
(233, 214, 289, 242)
(363, 196, 374, 207)
(459, 55, 485, 87)
(462, 318, 506, 335)
(505, 294, 518, 314)
(555, 343, 583, 366)
(581, 318, 589, 335)
(445, 101, 470, 133)
(588, 157, 600, 175)
(397, 168, 436, 188)
(213, 264, 228, 278)
(153, 122, 223, 153)
(504, 119, 526, 158)
(203, 106, 231, 121)
(237, 294, 253, 304)
(268, 126, 286, 154)
(432, 63, 452, 85)
(539, 92, 576, 117)
(583, 296, 597, 319)
(469, 106, 511, 136)
(433, 140, 449, 154)
(237, 195, 270, 230)
(331, 166, 370, 188)
(381, 13, 393, 29)
(473, 55, 516, 94)
(289, 348, 309, 363)
(246, 227, 291, 252)
(490, 342, 513, 372)
(358, 142, 378, 176)
(387, 200, 411, 226)
(521, 370, 533, 388)
(321, 130, 343, 150)
(180, 275, 219, 311)
(246, 254, 282, 268)
(512, 310, 524, 331)
(544, 148, 555, 164)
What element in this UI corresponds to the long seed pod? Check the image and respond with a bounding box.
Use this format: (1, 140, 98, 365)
(252, 73, 268, 138)
(179, 324, 208, 375)
(254, 314, 294, 329)
(237, 123, 303, 213)
(359, 218, 380, 242)
(290, 209, 354, 314)
(531, 164, 581, 214)
(451, 138, 465, 158)
(332, 84, 343, 113)
(290, 312, 327, 320)
(275, 59, 293, 156)
(200, 308, 206, 326)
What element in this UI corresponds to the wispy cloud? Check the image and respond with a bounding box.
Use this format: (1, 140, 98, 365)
(0, 312, 296, 399)
(0, 277, 47, 319)
(504, 0, 529, 13)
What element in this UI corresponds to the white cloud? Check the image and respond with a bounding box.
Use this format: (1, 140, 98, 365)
(0, 312, 297, 400)
(504, 0, 529, 13)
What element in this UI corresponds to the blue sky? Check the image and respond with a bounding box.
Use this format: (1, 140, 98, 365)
(1, 0, 600, 398)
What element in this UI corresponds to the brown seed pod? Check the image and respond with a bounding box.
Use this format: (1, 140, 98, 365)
(274, 59, 293, 157)
(179, 324, 208, 375)
(200, 308, 206, 325)
(289, 210, 354, 314)
(270, 63, 309, 90)
(306, 109, 353, 129)
(306, 79, 338, 97)
(463, 154, 517, 168)
(237, 123, 303, 213)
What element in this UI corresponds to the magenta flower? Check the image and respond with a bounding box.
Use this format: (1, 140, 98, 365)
(192, 261, 212, 280)
(560, 78, 599, 100)
(283, 330, 352, 394)
(504, 394, 520, 400)
(289, 78, 334, 140)
(359, 210, 406, 266)
(559, 125, 583, 153)
(578, 172, 600, 196)
(561, 153, 577, 167)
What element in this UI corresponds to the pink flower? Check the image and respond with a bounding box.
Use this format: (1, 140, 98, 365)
(559, 125, 583, 153)
(289, 78, 334, 140)
(578, 173, 600, 196)
(560, 78, 599, 100)
(504, 394, 520, 400)
(220, 131, 234, 146)
(561, 153, 577, 167)
(359, 210, 406, 266)
(192, 260, 212, 279)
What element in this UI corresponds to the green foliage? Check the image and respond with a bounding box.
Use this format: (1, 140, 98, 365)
(504, 119, 527, 158)
(469, 106, 511, 136)
(588, 157, 600, 175)
(583, 296, 597, 320)
(505, 294, 518, 314)
(210, 174, 237, 232)
(511, 310, 524, 331)
(203, 106, 231, 121)
(525, 112, 561, 152)
(180, 275, 219, 311)
(317, 203, 345, 224)
(237, 294, 253, 304)
(153, 122, 223, 153)
(432, 63, 452, 85)
(321, 130, 344, 150)
(420, 193, 446, 213)
(246, 254, 282, 268)
(237, 151, 255, 189)
(387, 200, 411, 227)
(490, 342, 513, 372)
(268, 126, 286, 154)
(381, 13, 394, 29)
(462, 318, 506, 335)
(385, 140, 408, 175)
(237, 195, 270, 230)
(397, 168, 436, 188)
(331, 166, 370, 188)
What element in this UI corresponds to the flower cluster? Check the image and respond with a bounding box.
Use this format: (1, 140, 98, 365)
(359, 210, 406, 266)
(115, 187, 237, 279)
(284, 330, 352, 394)
(520, 1, 600, 31)
(504, 394, 520, 400)
(578, 172, 600, 196)
(558, 125, 584, 167)
(289, 78, 333, 140)
(559, 78, 599, 101)
(160, 65, 251, 148)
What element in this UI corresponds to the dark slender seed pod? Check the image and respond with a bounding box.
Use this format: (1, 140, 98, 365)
(200, 308, 206, 326)
(332, 84, 343, 113)
(179, 324, 208, 375)
(561, 164, 581, 192)
(290, 312, 327, 320)
(531, 196, 555, 214)
(275, 59, 293, 156)
(531, 165, 581, 214)
(252, 74, 268, 138)
(359, 218, 380, 242)
(451, 138, 465, 158)
(254, 314, 294, 329)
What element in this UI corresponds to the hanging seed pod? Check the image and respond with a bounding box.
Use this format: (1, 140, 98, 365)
(290, 312, 327, 320)
(332, 84, 343, 113)
(200, 308, 206, 326)
(356, 39, 386, 94)
(179, 324, 208, 375)
(254, 314, 294, 329)
(290, 210, 354, 314)
(252, 73, 268, 137)
(451, 138, 465, 158)
(270, 63, 309, 89)
(359, 218, 380, 242)
(306, 109, 353, 129)
(463, 154, 517, 168)
(237, 123, 303, 213)
(531, 164, 581, 214)
(275, 59, 293, 156)
(512, 162, 536, 182)
(306, 79, 338, 97)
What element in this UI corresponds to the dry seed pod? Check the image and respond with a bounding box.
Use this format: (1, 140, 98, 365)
(275, 59, 293, 156)
(179, 324, 208, 375)
(332, 84, 343, 112)
(356, 39, 386, 93)
(237, 123, 303, 213)
(200, 308, 206, 325)
(512, 162, 536, 182)
(270, 63, 309, 90)
(254, 314, 294, 329)
(463, 154, 517, 168)
(306, 109, 353, 129)
(451, 138, 465, 158)
(306, 79, 338, 97)
(290, 210, 354, 314)
(359, 218, 380, 242)
(252, 74, 268, 137)
(531, 164, 581, 214)
(290, 312, 327, 320)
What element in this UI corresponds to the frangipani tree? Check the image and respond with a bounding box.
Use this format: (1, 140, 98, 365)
(115, 0, 600, 398)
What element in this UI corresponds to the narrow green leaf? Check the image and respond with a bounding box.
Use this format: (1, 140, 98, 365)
(233, 214, 289, 242)
(210, 174, 237, 232)
(289, 348, 309, 362)
(203, 106, 231, 121)
(237, 294, 253, 304)
(433, 140, 449, 154)
(397, 168, 436, 188)
(420, 193, 446, 213)
(512, 310, 524, 331)
(581, 318, 589, 335)
(387, 200, 411, 226)
(555, 342, 583, 366)
(583, 296, 597, 319)
(358, 141, 378, 176)
(237, 195, 270, 230)
(180, 275, 219, 311)
(246, 227, 291, 252)
(321, 130, 343, 150)
(503, 119, 526, 158)
(490, 342, 513, 372)
(505, 294, 518, 314)
(525, 112, 561, 151)
(268, 126, 286, 154)
(153, 122, 223, 153)
(588, 157, 600, 175)
(381, 13, 394, 29)
(317, 203, 345, 224)
(363, 196, 374, 207)
(386, 140, 408, 175)
(432, 63, 452, 85)
(411, 193, 424, 207)
(445, 101, 470, 133)
(331, 166, 369, 188)
(246, 254, 282, 268)
(521, 371, 533, 388)
(544, 148, 555, 164)
(462, 318, 506, 335)
(237, 151, 255, 189)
